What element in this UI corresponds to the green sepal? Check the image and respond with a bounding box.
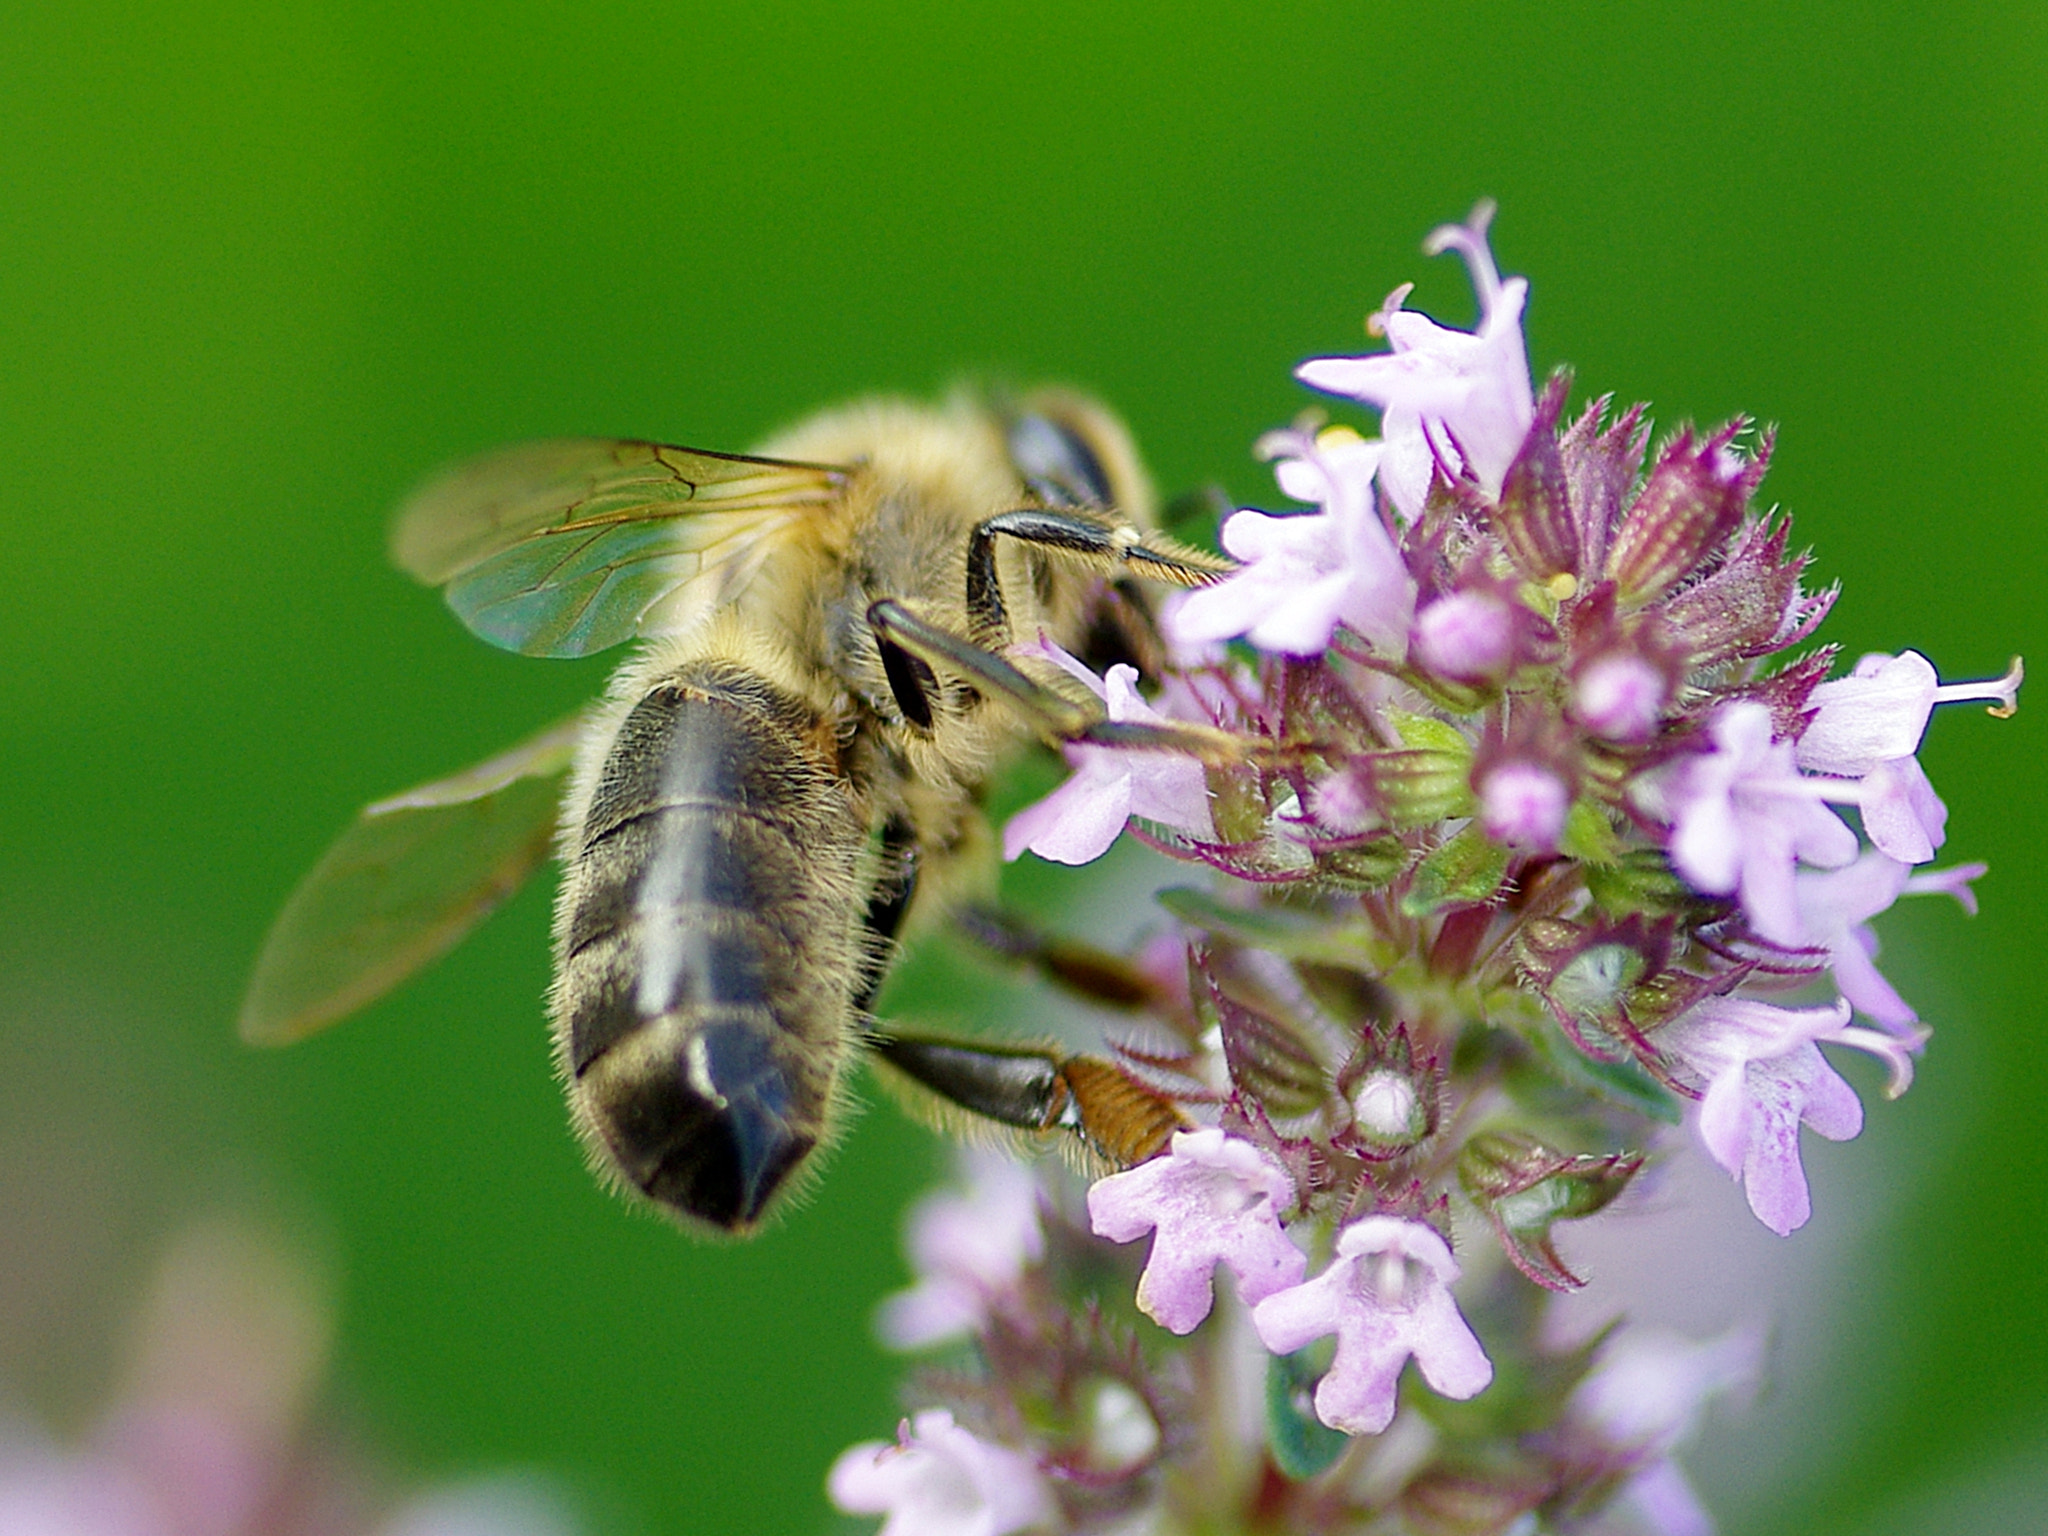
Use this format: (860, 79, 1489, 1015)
(1312, 835, 1409, 891)
(1585, 847, 1700, 916)
(1385, 707, 1471, 755)
(1205, 761, 1271, 846)
(1545, 941, 1646, 1025)
(1266, 1346, 1350, 1480)
(1400, 826, 1510, 917)
(1514, 1016, 1682, 1125)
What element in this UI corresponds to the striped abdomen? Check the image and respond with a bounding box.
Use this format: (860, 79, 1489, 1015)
(553, 664, 866, 1230)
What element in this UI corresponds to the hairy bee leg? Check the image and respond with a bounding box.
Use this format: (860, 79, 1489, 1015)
(964, 508, 1233, 651)
(953, 904, 1169, 1013)
(868, 599, 1093, 736)
(851, 816, 920, 1017)
(866, 1029, 1186, 1169)
(867, 600, 1250, 769)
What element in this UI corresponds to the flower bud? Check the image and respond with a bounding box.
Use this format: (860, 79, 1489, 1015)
(1353, 1070, 1425, 1143)
(1475, 760, 1570, 850)
(1351, 747, 1476, 828)
(1411, 590, 1519, 682)
(1077, 1377, 1159, 1477)
(1572, 652, 1668, 742)
(1335, 1026, 1440, 1154)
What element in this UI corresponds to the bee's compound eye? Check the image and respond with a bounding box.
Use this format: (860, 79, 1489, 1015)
(1007, 412, 1114, 509)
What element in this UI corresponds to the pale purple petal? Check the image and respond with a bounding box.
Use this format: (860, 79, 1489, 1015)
(1796, 651, 1940, 774)
(1087, 1128, 1303, 1334)
(999, 660, 1210, 863)
(877, 1153, 1044, 1349)
(1662, 997, 1862, 1235)
(1250, 1216, 1491, 1436)
(1654, 702, 1858, 946)
(827, 1411, 1053, 1536)
(1856, 755, 1946, 863)
(1572, 1326, 1760, 1452)
(1001, 762, 1131, 865)
(1104, 669, 1216, 838)
(1619, 1459, 1715, 1536)
(1794, 853, 1917, 1030)
(1904, 860, 1986, 916)
(1296, 210, 1534, 521)
(1168, 432, 1411, 658)
(1799, 651, 2021, 778)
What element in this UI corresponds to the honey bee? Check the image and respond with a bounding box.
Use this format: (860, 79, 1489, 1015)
(240, 390, 1231, 1231)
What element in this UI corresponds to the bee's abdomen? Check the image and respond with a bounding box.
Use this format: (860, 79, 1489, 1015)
(555, 667, 864, 1230)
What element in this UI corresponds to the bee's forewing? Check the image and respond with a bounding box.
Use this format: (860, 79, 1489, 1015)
(238, 715, 583, 1046)
(388, 438, 847, 658)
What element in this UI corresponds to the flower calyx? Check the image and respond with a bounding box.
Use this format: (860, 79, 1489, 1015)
(1458, 1131, 1644, 1291)
(1606, 423, 1755, 609)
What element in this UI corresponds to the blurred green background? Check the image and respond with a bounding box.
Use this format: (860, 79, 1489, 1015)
(1, 2, 2041, 1533)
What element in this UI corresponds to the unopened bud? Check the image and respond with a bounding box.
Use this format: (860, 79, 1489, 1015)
(1079, 1377, 1159, 1476)
(1412, 591, 1519, 682)
(1352, 1069, 1426, 1144)
(1572, 652, 1668, 742)
(1476, 761, 1570, 850)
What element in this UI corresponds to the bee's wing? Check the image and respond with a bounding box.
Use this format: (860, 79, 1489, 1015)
(238, 715, 583, 1046)
(389, 438, 850, 658)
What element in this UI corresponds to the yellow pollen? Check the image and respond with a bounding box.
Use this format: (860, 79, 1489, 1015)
(1316, 424, 1367, 450)
(1545, 572, 1579, 601)
(1989, 655, 2024, 718)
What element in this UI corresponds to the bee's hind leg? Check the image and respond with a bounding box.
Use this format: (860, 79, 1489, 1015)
(865, 1026, 1187, 1171)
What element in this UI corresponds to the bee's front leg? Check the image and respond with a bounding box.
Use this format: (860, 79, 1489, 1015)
(963, 508, 1232, 652)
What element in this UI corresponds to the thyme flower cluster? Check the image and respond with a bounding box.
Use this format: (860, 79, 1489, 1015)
(830, 207, 2019, 1536)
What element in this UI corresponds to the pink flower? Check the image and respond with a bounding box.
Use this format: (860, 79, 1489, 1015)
(1168, 427, 1414, 657)
(1296, 203, 1535, 522)
(827, 1411, 1054, 1536)
(1642, 702, 1858, 946)
(1249, 1216, 1493, 1435)
(1571, 653, 1668, 743)
(876, 1152, 1044, 1349)
(1001, 644, 1214, 865)
(1659, 996, 1920, 1236)
(1796, 651, 2021, 775)
(1086, 1128, 1305, 1334)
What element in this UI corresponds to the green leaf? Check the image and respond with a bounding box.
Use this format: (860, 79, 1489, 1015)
(1266, 1348, 1350, 1480)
